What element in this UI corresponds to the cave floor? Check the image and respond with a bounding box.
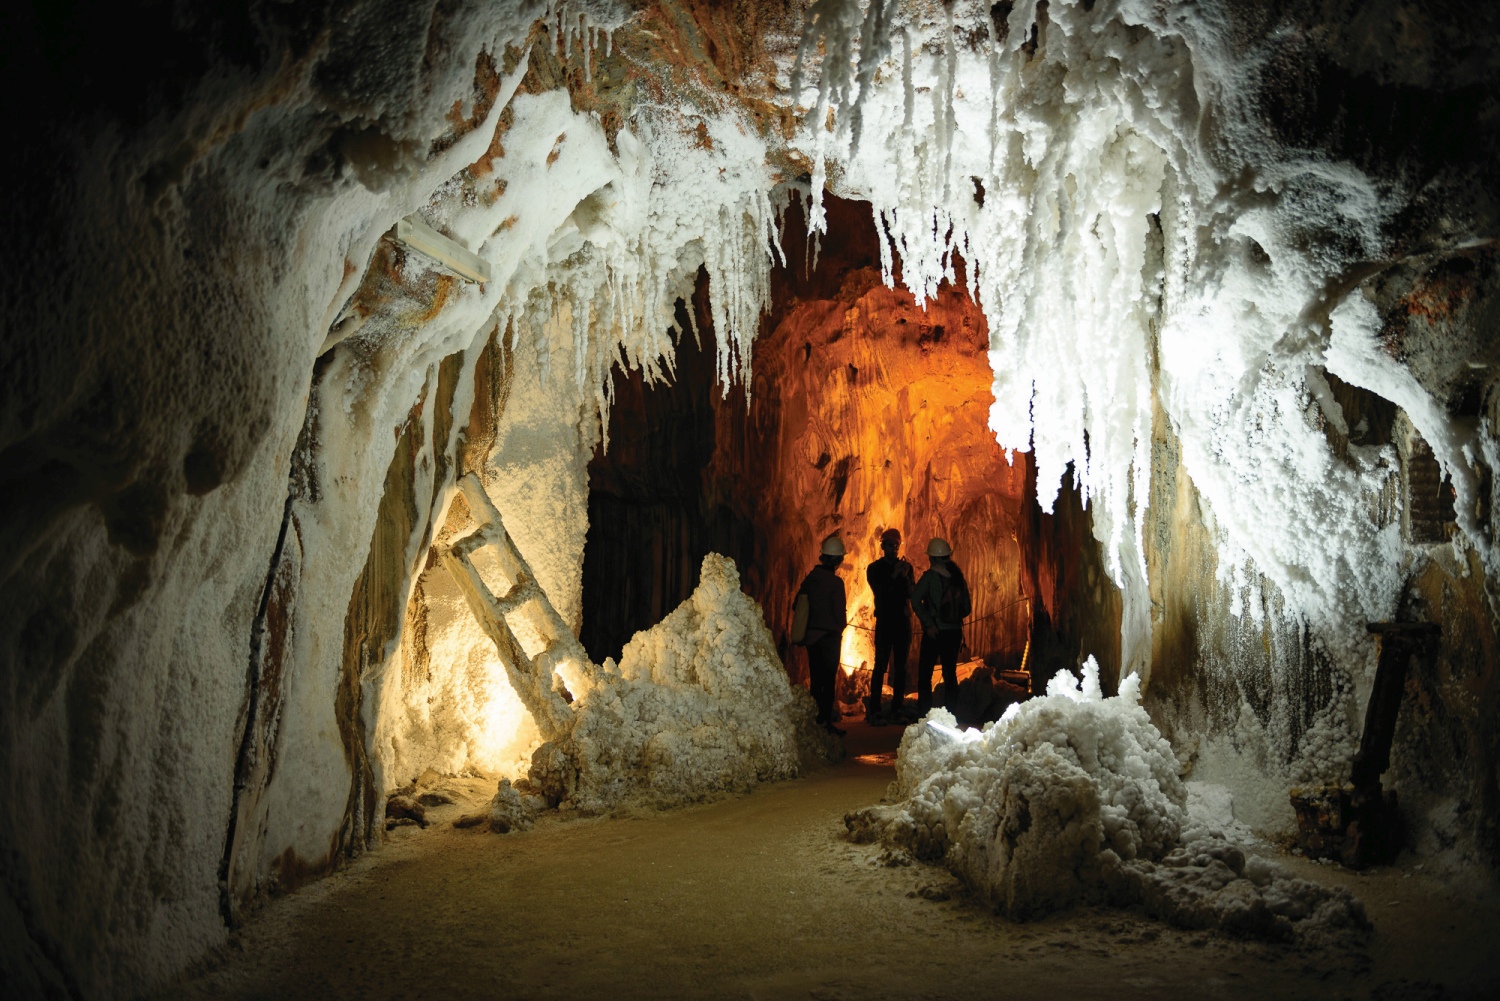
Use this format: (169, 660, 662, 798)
(162, 721, 1499, 1001)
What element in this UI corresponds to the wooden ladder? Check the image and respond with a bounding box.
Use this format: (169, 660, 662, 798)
(437, 472, 584, 741)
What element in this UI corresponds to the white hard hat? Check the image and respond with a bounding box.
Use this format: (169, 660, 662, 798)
(821, 535, 846, 557)
(927, 537, 952, 557)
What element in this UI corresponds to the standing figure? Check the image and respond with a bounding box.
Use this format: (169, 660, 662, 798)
(793, 535, 848, 735)
(911, 537, 971, 717)
(865, 528, 915, 725)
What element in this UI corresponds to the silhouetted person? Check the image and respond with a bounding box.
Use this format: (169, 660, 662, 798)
(912, 537, 970, 716)
(793, 535, 848, 735)
(865, 528, 915, 724)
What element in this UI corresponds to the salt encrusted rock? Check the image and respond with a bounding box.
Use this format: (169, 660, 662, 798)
(488, 779, 541, 833)
(385, 795, 427, 828)
(528, 554, 839, 814)
(848, 661, 1368, 942)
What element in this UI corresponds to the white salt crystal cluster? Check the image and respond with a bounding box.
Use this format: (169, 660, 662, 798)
(529, 555, 837, 813)
(474, 97, 780, 445)
(850, 660, 1367, 941)
(781, 0, 1492, 688)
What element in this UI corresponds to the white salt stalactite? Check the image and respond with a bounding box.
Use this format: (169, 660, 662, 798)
(786, 0, 1474, 700)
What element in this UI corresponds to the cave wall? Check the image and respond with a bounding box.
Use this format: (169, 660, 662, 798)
(1, 1, 757, 992)
(230, 266, 606, 910)
(1144, 249, 1500, 850)
(580, 312, 758, 665)
(368, 304, 597, 796)
(0, 3, 550, 994)
(4, 1, 1500, 996)
(1142, 385, 1365, 833)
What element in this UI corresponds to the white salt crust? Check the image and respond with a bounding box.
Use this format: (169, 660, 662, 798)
(849, 662, 1367, 942)
(530, 554, 839, 814)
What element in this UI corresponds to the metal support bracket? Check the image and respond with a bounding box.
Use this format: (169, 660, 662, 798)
(394, 215, 492, 284)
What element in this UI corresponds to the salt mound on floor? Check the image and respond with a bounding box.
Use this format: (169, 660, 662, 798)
(529, 554, 837, 813)
(847, 660, 1366, 943)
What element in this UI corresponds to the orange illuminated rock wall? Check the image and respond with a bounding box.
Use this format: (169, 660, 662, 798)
(731, 252, 1028, 677)
(732, 196, 1122, 690)
(584, 196, 1123, 694)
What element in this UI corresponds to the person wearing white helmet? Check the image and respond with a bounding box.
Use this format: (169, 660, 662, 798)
(790, 534, 848, 735)
(911, 536, 971, 716)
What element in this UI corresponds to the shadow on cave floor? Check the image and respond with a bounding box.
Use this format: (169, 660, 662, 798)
(841, 715, 906, 765)
(159, 725, 1498, 1001)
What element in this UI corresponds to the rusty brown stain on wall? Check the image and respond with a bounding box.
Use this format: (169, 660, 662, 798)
(409, 275, 456, 327)
(431, 351, 466, 510)
(459, 324, 514, 478)
(432, 49, 503, 157)
(267, 842, 336, 899)
(224, 517, 303, 917)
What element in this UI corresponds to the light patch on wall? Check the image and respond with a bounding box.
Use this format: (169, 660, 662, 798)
(472, 668, 538, 777)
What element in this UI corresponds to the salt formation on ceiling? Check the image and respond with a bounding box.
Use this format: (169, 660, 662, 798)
(0, 0, 1496, 996)
(797, 0, 1489, 666)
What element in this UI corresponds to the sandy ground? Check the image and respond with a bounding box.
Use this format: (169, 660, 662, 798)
(161, 722, 1500, 1001)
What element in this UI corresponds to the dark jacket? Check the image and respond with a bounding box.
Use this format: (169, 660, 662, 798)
(912, 559, 966, 633)
(866, 555, 914, 620)
(796, 564, 847, 645)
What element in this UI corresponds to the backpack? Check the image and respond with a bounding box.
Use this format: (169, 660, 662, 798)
(938, 565, 972, 623)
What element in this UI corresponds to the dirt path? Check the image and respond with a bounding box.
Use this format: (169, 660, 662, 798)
(163, 723, 1499, 1000)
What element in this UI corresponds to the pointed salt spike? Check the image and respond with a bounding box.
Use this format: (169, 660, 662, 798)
(1117, 672, 1142, 705)
(986, 27, 1003, 174)
(901, 28, 913, 130)
(876, 207, 895, 287)
(1046, 668, 1081, 700)
(684, 290, 700, 348)
(941, 5, 958, 206)
(1080, 656, 1103, 702)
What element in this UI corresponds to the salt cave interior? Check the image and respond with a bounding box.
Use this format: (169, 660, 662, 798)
(2, 1, 1499, 998)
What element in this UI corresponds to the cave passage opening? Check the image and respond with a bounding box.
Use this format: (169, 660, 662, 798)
(581, 194, 1127, 724)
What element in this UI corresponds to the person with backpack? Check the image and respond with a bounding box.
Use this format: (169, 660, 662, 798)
(865, 528, 915, 725)
(911, 536, 970, 716)
(790, 535, 849, 735)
